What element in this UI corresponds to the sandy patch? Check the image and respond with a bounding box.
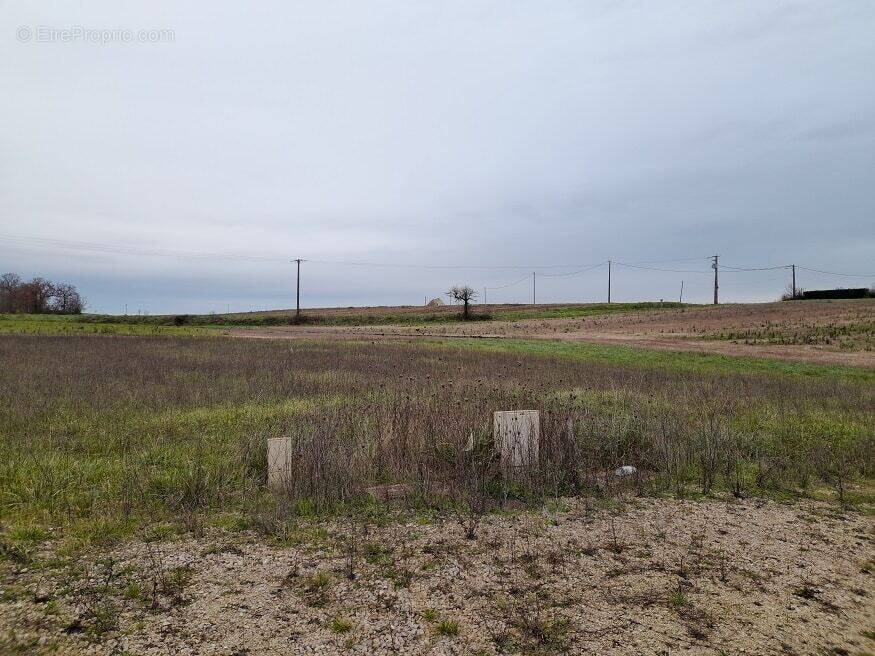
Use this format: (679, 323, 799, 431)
(4, 498, 873, 655)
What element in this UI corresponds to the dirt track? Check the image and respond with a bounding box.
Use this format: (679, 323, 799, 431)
(227, 300, 875, 368)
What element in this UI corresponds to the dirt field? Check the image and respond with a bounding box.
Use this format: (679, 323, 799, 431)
(4, 498, 873, 655)
(229, 299, 875, 368)
(222, 302, 631, 321)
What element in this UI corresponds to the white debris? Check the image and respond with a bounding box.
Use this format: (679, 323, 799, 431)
(614, 465, 637, 477)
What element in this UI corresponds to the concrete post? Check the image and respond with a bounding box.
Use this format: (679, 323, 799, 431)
(493, 410, 540, 479)
(267, 437, 293, 490)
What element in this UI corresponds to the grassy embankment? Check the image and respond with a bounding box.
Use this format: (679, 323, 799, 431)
(0, 313, 212, 336)
(450, 338, 875, 382)
(0, 302, 686, 333)
(0, 333, 871, 559)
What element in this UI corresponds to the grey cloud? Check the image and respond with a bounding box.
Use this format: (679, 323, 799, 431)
(1, 1, 873, 312)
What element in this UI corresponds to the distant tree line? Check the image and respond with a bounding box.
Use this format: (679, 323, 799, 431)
(781, 284, 874, 301)
(0, 273, 85, 314)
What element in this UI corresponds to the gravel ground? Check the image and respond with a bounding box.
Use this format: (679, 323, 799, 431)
(3, 497, 873, 655)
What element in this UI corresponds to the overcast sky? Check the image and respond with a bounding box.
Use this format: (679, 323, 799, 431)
(2, 1, 874, 313)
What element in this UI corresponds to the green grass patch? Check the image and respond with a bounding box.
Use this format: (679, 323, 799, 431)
(0, 396, 336, 540)
(328, 616, 353, 633)
(0, 313, 213, 336)
(492, 301, 685, 321)
(435, 619, 459, 636)
(441, 338, 875, 383)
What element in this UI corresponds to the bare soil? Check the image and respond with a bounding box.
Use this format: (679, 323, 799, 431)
(5, 498, 873, 655)
(229, 300, 875, 368)
(223, 302, 614, 321)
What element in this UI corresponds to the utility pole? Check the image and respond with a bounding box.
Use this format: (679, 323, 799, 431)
(711, 255, 719, 305)
(532, 272, 536, 305)
(791, 264, 796, 300)
(607, 260, 612, 303)
(679, 280, 684, 303)
(483, 287, 486, 306)
(292, 259, 303, 316)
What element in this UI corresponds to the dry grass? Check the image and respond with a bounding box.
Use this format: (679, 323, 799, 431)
(708, 319, 874, 350)
(0, 333, 873, 654)
(0, 334, 872, 545)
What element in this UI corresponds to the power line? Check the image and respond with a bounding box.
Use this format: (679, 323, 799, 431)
(621, 256, 712, 265)
(484, 275, 530, 290)
(721, 264, 790, 271)
(796, 265, 875, 278)
(614, 261, 711, 273)
(307, 258, 603, 271)
(538, 262, 607, 277)
(718, 275, 792, 287)
(485, 263, 607, 305)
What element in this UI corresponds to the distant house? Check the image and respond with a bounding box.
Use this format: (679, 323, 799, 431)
(426, 297, 445, 306)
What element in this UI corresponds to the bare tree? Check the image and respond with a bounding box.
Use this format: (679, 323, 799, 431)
(780, 283, 804, 301)
(20, 278, 55, 314)
(51, 283, 85, 314)
(0, 273, 85, 314)
(446, 285, 478, 320)
(0, 273, 22, 312)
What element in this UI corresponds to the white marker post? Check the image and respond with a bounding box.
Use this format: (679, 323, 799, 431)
(493, 410, 540, 480)
(267, 437, 293, 490)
